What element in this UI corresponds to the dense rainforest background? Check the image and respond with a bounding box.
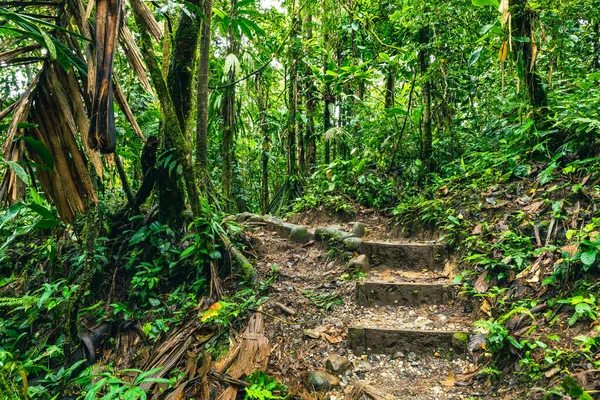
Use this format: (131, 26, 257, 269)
(2, 0, 600, 398)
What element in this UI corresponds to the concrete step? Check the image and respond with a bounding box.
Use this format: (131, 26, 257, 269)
(358, 240, 446, 271)
(356, 281, 453, 307)
(347, 306, 471, 356)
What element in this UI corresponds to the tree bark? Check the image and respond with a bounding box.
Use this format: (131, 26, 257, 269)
(287, 2, 299, 176)
(196, 0, 213, 174)
(512, 0, 547, 113)
(132, 2, 200, 225)
(419, 25, 433, 173)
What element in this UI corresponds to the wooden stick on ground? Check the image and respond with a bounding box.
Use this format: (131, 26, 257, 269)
(350, 380, 395, 400)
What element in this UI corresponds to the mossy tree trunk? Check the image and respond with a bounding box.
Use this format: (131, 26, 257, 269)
(221, 0, 241, 212)
(287, 0, 299, 176)
(419, 24, 433, 173)
(132, 1, 200, 225)
(511, 0, 547, 115)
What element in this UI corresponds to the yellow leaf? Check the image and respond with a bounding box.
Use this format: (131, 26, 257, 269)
(326, 169, 333, 180)
(499, 40, 508, 64)
(201, 302, 223, 322)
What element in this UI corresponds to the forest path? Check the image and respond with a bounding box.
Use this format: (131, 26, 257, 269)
(238, 213, 511, 399)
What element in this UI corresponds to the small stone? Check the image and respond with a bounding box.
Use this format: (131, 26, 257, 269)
(451, 332, 469, 349)
(289, 225, 309, 244)
(304, 371, 339, 392)
(325, 354, 351, 374)
(350, 222, 366, 238)
(343, 237, 362, 251)
(391, 351, 405, 360)
(407, 352, 417, 362)
(347, 254, 370, 273)
(353, 360, 373, 372)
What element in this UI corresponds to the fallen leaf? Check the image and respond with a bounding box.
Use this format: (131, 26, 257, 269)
(480, 298, 493, 317)
(523, 200, 544, 215)
(474, 271, 489, 294)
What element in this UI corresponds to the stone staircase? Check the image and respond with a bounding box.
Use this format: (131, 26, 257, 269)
(348, 240, 471, 356)
(234, 212, 472, 359)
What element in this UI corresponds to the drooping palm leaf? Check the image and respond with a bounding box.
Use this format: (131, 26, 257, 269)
(88, 0, 121, 154)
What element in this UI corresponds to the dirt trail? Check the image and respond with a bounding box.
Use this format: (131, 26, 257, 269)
(244, 216, 517, 399)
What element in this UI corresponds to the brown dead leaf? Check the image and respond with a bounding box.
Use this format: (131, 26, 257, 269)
(581, 174, 591, 186)
(561, 244, 578, 256)
(499, 39, 508, 64)
(480, 298, 493, 317)
(440, 371, 456, 387)
(471, 224, 483, 235)
(474, 271, 489, 294)
(437, 185, 449, 196)
(523, 200, 544, 215)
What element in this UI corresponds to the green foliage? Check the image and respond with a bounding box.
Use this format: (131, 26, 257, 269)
(84, 367, 171, 400)
(244, 371, 288, 400)
(557, 295, 598, 326)
(302, 290, 343, 311)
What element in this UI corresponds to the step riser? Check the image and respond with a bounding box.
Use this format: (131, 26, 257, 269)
(356, 282, 452, 307)
(358, 242, 446, 271)
(348, 327, 465, 355)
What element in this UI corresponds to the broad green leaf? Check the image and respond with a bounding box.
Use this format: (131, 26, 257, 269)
(580, 250, 596, 267)
(27, 203, 54, 220)
(468, 45, 483, 66)
(6, 161, 30, 185)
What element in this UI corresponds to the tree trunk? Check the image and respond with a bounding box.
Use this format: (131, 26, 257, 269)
(167, 0, 201, 135)
(512, 0, 547, 113)
(196, 0, 213, 179)
(132, 2, 200, 225)
(287, 3, 299, 176)
(385, 69, 395, 109)
(256, 72, 270, 213)
(221, 0, 239, 211)
(419, 25, 433, 173)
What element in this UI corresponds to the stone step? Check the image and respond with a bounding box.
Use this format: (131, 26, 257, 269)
(347, 306, 471, 356)
(358, 240, 446, 271)
(348, 326, 467, 356)
(356, 281, 453, 307)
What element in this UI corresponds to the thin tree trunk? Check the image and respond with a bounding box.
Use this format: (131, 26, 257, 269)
(196, 0, 213, 177)
(419, 25, 433, 173)
(287, 1, 299, 176)
(384, 69, 395, 109)
(221, 0, 239, 211)
(256, 72, 270, 213)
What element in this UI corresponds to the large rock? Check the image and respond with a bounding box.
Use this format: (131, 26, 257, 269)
(263, 215, 284, 229)
(290, 225, 309, 244)
(348, 254, 370, 273)
(343, 237, 362, 251)
(314, 226, 355, 243)
(304, 371, 340, 392)
(350, 222, 366, 238)
(325, 354, 351, 374)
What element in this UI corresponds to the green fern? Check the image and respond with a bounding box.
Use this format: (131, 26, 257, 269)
(0, 295, 40, 311)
